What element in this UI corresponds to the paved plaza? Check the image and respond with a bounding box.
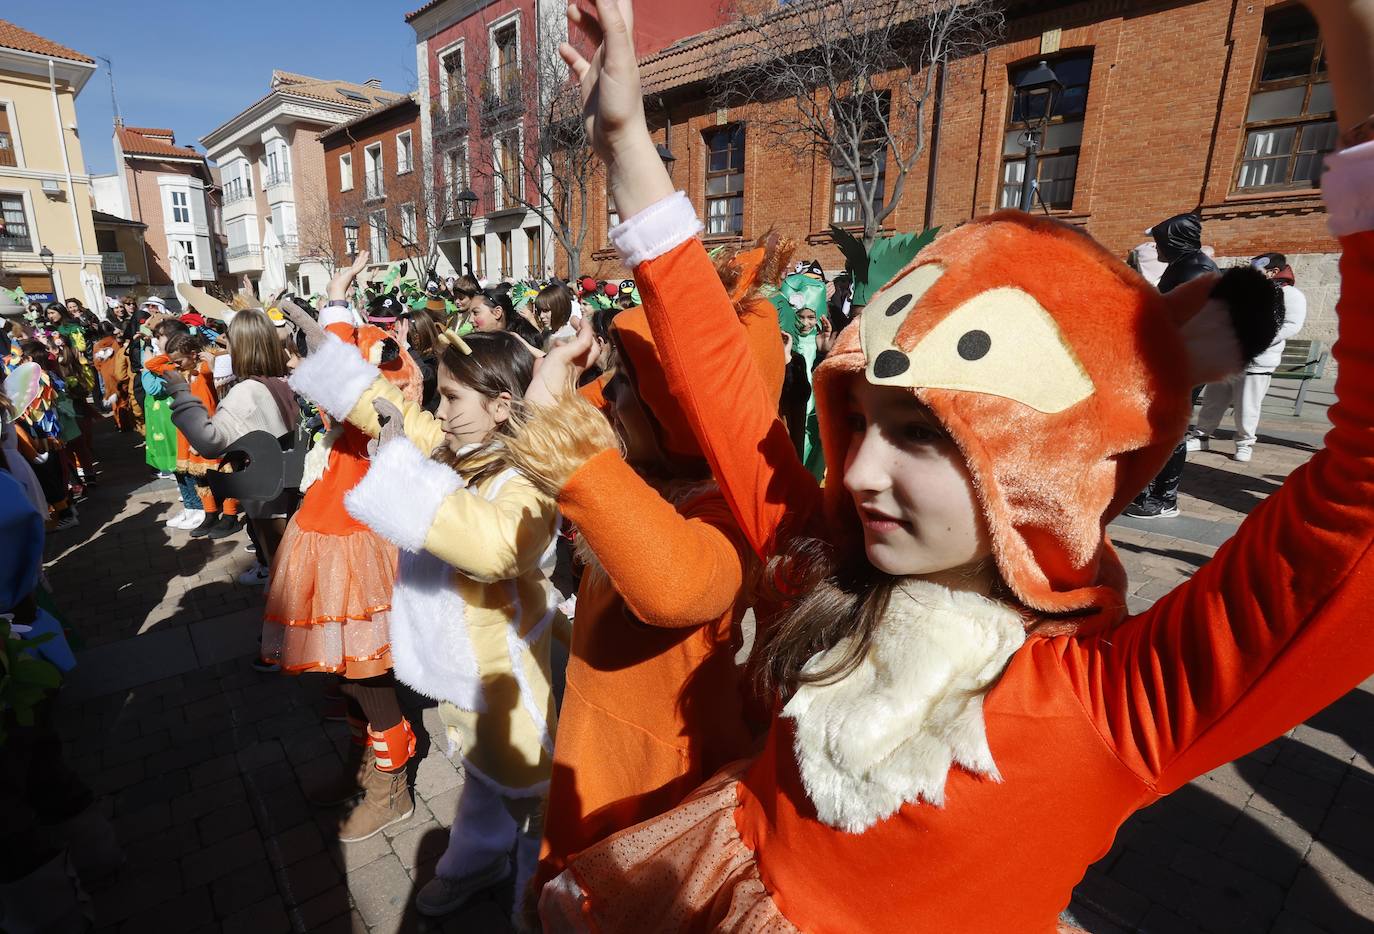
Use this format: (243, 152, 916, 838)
(45, 378, 1374, 933)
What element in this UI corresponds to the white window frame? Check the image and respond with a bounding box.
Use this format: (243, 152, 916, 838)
(488, 12, 522, 91)
(364, 143, 384, 199)
(343, 223, 358, 256)
(396, 131, 413, 175)
(170, 189, 191, 224)
(400, 202, 418, 244)
(445, 143, 469, 218)
(0, 100, 26, 168)
(339, 152, 353, 191)
(178, 238, 196, 272)
(368, 208, 389, 263)
(436, 39, 466, 113)
(0, 188, 37, 252)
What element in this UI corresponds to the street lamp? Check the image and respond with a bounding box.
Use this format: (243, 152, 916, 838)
(1013, 60, 1063, 212)
(656, 142, 677, 166)
(39, 245, 56, 300)
(456, 188, 478, 277)
(342, 216, 360, 257)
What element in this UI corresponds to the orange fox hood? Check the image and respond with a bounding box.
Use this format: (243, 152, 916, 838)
(326, 321, 423, 404)
(814, 211, 1265, 623)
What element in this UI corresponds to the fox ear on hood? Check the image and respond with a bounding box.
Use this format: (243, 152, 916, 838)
(1160, 266, 1282, 385)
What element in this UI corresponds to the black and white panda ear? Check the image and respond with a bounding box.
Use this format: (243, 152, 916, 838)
(378, 337, 402, 364)
(1162, 266, 1283, 385)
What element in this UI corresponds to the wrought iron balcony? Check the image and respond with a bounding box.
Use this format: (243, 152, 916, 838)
(222, 183, 253, 205)
(265, 169, 292, 189)
(0, 234, 34, 252)
(431, 98, 469, 138)
(226, 243, 260, 259)
(364, 172, 385, 201)
(480, 77, 524, 123)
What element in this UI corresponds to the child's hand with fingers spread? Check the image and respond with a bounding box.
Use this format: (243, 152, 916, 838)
(327, 250, 370, 303)
(527, 316, 598, 408)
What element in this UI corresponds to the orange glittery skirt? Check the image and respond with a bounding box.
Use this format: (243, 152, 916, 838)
(261, 517, 398, 676)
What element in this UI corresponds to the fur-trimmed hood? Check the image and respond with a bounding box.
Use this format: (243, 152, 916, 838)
(814, 211, 1281, 626)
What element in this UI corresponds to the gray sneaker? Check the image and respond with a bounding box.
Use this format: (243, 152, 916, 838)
(414, 856, 512, 917)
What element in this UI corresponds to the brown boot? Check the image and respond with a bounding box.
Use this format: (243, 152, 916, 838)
(305, 739, 373, 807)
(337, 765, 414, 843)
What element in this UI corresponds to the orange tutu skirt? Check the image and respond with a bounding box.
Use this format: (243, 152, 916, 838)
(262, 518, 398, 676)
(540, 763, 797, 933)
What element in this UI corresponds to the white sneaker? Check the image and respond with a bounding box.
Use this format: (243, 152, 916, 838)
(238, 565, 270, 586)
(171, 509, 205, 530)
(1233, 446, 1253, 463)
(165, 508, 191, 528)
(1185, 435, 1209, 453)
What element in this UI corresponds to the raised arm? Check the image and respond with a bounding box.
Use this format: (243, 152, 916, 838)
(508, 393, 750, 627)
(1060, 1, 1374, 791)
(559, 0, 820, 557)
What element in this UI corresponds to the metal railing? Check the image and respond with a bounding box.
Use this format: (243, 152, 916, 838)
(226, 243, 260, 259)
(364, 172, 385, 200)
(265, 169, 292, 189)
(222, 182, 253, 205)
(432, 98, 469, 137)
(0, 234, 34, 252)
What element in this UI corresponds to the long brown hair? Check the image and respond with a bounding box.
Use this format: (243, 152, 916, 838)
(432, 331, 535, 486)
(403, 310, 441, 360)
(227, 309, 288, 378)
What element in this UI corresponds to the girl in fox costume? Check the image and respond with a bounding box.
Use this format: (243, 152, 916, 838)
(263, 271, 423, 842)
(502, 239, 792, 905)
(538, 2, 1374, 931)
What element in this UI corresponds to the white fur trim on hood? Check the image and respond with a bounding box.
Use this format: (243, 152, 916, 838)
(289, 333, 379, 421)
(783, 581, 1026, 833)
(344, 434, 465, 554)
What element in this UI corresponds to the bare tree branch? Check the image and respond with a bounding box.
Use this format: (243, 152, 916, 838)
(717, 0, 1003, 247)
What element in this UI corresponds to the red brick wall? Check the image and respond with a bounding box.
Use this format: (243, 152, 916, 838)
(123, 158, 206, 286)
(321, 103, 424, 265)
(567, 0, 1339, 280)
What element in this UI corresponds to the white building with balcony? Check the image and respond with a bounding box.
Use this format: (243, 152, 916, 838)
(201, 70, 406, 298)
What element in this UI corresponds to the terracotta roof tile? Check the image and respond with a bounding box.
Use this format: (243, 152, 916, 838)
(268, 71, 406, 109)
(319, 93, 419, 139)
(405, 0, 445, 23)
(0, 19, 93, 64)
(123, 126, 175, 137)
(119, 126, 202, 161)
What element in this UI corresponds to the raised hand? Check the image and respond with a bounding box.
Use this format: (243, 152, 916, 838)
(560, 0, 673, 220)
(327, 250, 370, 303)
(279, 299, 327, 355)
(526, 316, 598, 408)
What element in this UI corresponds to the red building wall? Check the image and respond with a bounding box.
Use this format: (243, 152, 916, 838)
(322, 101, 424, 266)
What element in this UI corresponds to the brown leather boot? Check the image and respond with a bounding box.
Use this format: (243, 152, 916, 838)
(304, 738, 373, 807)
(337, 764, 414, 843)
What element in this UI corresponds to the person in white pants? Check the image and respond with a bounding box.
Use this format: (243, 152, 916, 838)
(1188, 252, 1307, 463)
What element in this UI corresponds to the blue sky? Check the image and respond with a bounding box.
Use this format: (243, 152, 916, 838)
(5, 1, 421, 175)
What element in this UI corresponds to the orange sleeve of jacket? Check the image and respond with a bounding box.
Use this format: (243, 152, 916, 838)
(635, 240, 821, 559)
(1058, 228, 1374, 794)
(560, 449, 749, 628)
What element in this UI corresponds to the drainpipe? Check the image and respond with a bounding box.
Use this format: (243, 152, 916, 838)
(923, 60, 946, 232)
(49, 58, 89, 308)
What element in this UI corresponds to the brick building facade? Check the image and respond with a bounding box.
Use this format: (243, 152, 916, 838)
(319, 96, 424, 273)
(570, 0, 1340, 350)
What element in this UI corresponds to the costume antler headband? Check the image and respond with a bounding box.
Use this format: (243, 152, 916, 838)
(438, 327, 472, 355)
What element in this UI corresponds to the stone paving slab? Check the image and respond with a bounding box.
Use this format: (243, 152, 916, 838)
(46, 388, 1373, 933)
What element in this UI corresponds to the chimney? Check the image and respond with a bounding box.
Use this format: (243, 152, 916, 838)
(365, 77, 382, 88)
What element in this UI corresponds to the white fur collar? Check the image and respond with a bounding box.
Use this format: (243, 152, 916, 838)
(782, 580, 1026, 833)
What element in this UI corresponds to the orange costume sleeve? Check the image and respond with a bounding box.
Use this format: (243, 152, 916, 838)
(1058, 226, 1374, 792)
(560, 449, 749, 627)
(636, 242, 821, 559)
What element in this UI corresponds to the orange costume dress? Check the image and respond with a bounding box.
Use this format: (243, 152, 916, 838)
(511, 246, 789, 895)
(91, 336, 135, 431)
(540, 149, 1374, 933)
(262, 319, 421, 675)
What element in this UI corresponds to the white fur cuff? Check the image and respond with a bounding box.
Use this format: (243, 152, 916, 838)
(1323, 140, 1374, 237)
(344, 436, 465, 553)
(289, 334, 379, 421)
(609, 191, 703, 267)
(318, 303, 361, 328)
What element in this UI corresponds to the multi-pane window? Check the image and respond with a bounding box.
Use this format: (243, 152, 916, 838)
(494, 24, 519, 102)
(999, 52, 1093, 210)
(441, 48, 464, 111)
(831, 93, 889, 226)
(339, 153, 353, 191)
(365, 144, 384, 199)
(223, 159, 252, 203)
(170, 190, 191, 224)
(178, 239, 196, 271)
(0, 193, 33, 251)
(704, 124, 745, 237)
(0, 104, 17, 168)
(1236, 5, 1335, 190)
(397, 131, 413, 174)
(607, 190, 620, 230)
(265, 142, 290, 187)
(369, 209, 389, 263)
(446, 146, 468, 217)
(526, 226, 542, 275)
(496, 131, 521, 209)
(400, 203, 418, 244)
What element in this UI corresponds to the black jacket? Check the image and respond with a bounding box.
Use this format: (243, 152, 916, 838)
(1151, 213, 1218, 294)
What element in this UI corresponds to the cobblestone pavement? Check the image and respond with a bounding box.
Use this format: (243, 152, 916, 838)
(46, 380, 1373, 933)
